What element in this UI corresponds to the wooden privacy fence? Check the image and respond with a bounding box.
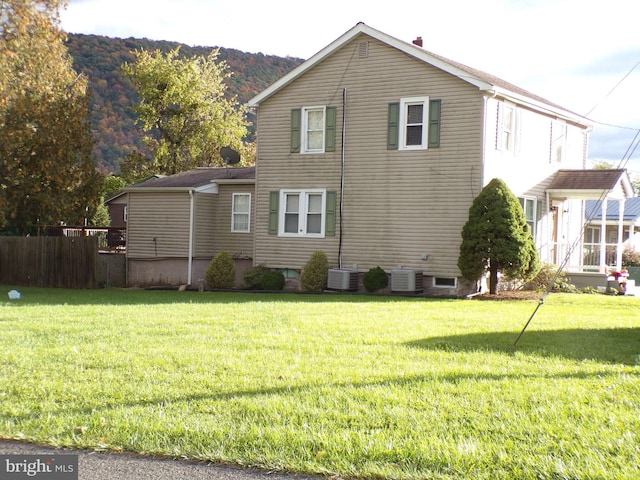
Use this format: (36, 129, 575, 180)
(0, 236, 98, 288)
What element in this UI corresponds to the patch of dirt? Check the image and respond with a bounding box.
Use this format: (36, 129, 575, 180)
(473, 290, 543, 301)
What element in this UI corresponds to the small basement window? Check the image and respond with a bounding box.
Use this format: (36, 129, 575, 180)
(434, 277, 457, 288)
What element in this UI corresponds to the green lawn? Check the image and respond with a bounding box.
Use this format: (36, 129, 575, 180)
(1, 287, 639, 479)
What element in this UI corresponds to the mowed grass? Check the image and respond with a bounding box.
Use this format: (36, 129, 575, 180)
(0, 287, 639, 479)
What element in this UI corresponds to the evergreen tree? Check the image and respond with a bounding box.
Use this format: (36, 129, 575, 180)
(122, 47, 249, 175)
(458, 178, 539, 294)
(0, 0, 101, 234)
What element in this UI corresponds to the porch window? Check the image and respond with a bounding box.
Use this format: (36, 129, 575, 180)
(231, 193, 251, 233)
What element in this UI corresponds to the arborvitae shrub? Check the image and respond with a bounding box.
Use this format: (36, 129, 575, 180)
(262, 271, 285, 290)
(300, 251, 329, 291)
(363, 266, 388, 292)
(244, 264, 270, 289)
(205, 251, 235, 289)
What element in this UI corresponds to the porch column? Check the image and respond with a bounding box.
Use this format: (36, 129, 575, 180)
(616, 198, 625, 271)
(600, 199, 607, 273)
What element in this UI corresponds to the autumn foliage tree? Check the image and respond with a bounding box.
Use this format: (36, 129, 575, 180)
(122, 47, 250, 175)
(457, 178, 539, 294)
(0, 0, 102, 234)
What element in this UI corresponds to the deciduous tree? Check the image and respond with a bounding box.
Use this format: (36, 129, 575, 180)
(0, 0, 101, 234)
(122, 47, 250, 175)
(458, 178, 539, 294)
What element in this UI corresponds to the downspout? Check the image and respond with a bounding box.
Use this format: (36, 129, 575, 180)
(188, 190, 195, 285)
(338, 87, 347, 269)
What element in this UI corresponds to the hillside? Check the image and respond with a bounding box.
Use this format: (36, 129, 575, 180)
(65, 33, 303, 173)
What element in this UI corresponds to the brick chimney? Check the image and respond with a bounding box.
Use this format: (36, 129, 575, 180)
(412, 36, 423, 47)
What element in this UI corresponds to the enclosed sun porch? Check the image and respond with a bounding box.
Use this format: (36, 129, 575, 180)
(544, 169, 636, 290)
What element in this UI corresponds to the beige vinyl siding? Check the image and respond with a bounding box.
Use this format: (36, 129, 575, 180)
(127, 192, 191, 258)
(209, 184, 255, 258)
(254, 34, 484, 276)
(193, 192, 217, 257)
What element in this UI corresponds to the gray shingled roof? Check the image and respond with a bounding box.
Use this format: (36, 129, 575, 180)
(129, 167, 255, 189)
(548, 169, 627, 191)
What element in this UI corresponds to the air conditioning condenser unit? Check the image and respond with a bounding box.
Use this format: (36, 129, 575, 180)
(391, 269, 423, 293)
(327, 269, 359, 291)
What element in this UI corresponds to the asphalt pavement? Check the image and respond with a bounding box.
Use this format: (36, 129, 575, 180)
(0, 440, 322, 480)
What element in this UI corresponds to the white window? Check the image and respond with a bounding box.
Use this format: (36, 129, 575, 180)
(551, 120, 566, 163)
(433, 277, 457, 288)
(519, 196, 538, 237)
(279, 189, 326, 237)
(302, 106, 326, 153)
(399, 96, 429, 150)
(497, 102, 517, 152)
(231, 193, 251, 233)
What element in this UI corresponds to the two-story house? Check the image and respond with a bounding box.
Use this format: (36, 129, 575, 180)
(247, 22, 629, 296)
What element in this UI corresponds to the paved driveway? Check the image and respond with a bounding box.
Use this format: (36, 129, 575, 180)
(0, 440, 321, 480)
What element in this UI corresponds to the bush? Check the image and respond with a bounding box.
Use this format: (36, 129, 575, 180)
(363, 266, 388, 292)
(623, 247, 640, 267)
(262, 271, 285, 291)
(300, 251, 329, 291)
(244, 264, 270, 289)
(205, 251, 235, 289)
(523, 263, 575, 293)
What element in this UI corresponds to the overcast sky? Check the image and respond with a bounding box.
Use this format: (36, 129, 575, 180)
(61, 0, 640, 176)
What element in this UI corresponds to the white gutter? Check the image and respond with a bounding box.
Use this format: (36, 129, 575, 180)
(188, 190, 195, 285)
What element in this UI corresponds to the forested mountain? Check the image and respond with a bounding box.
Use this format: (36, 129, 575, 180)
(65, 33, 303, 173)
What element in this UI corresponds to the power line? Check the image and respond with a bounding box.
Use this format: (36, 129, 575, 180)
(584, 57, 640, 117)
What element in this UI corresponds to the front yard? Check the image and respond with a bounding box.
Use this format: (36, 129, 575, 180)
(0, 288, 638, 479)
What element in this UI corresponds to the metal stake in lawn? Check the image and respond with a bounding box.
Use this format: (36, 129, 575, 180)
(513, 271, 559, 346)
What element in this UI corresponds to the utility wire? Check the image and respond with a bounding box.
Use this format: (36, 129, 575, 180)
(585, 57, 640, 117)
(514, 57, 640, 346)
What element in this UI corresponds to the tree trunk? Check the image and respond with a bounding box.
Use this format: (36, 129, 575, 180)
(489, 263, 499, 294)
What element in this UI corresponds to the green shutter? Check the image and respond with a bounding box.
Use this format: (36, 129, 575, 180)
(325, 191, 337, 237)
(428, 99, 441, 147)
(325, 106, 336, 152)
(387, 102, 399, 150)
(268, 191, 279, 235)
(290, 109, 301, 153)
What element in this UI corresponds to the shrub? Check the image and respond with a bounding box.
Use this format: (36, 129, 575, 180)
(205, 251, 235, 289)
(262, 271, 286, 291)
(300, 251, 329, 291)
(244, 264, 270, 289)
(523, 263, 575, 293)
(363, 266, 388, 292)
(622, 247, 640, 267)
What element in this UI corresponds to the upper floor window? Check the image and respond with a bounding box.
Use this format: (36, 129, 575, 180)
(497, 102, 517, 152)
(290, 107, 336, 154)
(302, 106, 325, 153)
(231, 193, 251, 233)
(551, 120, 566, 163)
(388, 97, 441, 150)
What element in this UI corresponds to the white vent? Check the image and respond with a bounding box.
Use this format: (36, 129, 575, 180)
(391, 270, 424, 293)
(327, 269, 359, 291)
(357, 41, 369, 58)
